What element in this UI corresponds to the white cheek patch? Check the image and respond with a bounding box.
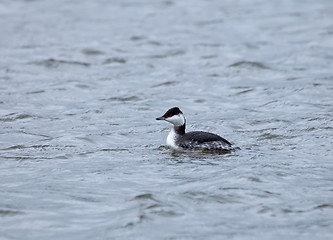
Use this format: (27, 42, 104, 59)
(166, 114, 185, 126)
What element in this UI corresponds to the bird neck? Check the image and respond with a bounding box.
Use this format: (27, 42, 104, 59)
(174, 124, 185, 135)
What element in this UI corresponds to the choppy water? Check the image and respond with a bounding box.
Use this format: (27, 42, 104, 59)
(1, 0, 333, 239)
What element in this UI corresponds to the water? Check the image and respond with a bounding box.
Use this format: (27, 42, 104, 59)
(1, 0, 333, 239)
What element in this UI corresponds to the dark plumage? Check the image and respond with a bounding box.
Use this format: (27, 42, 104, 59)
(156, 107, 182, 120)
(181, 131, 231, 144)
(177, 131, 233, 151)
(156, 107, 235, 152)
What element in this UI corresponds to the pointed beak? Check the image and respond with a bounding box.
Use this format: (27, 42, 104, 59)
(156, 116, 165, 120)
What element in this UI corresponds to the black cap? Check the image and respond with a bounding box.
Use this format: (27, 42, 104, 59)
(156, 107, 182, 120)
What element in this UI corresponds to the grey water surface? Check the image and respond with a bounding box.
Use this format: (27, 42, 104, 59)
(1, 0, 333, 239)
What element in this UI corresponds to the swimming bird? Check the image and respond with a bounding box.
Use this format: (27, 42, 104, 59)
(156, 107, 235, 152)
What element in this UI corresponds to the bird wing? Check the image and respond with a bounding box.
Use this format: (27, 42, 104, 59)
(181, 131, 232, 145)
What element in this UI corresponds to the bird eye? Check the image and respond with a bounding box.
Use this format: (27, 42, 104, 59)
(168, 114, 172, 117)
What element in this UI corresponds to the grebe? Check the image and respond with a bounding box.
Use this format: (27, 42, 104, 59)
(156, 107, 235, 152)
